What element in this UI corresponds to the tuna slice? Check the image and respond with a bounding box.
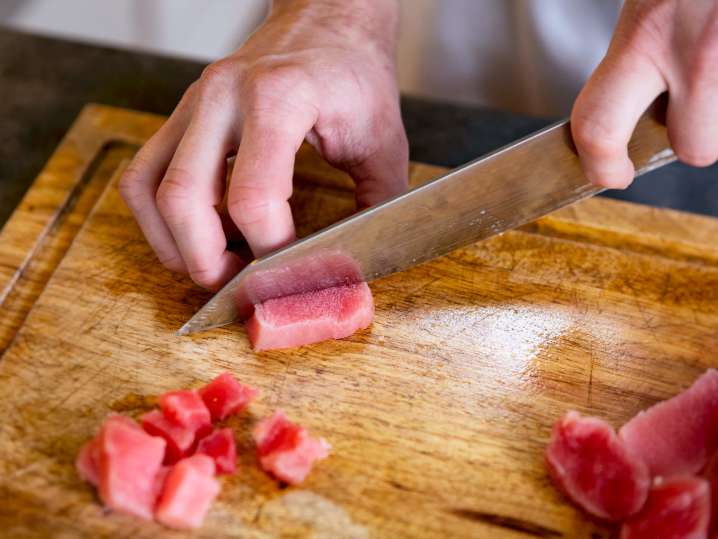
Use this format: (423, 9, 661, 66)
(196, 428, 237, 475)
(159, 390, 211, 432)
(97, 414, 167, 520)
(155, 454, 220, 530)
(141, 410, 197, 465)
(620, 476, 711, 539)
(545, 411, 650, 521)
(76, 437, 101, 487)
(198, 371, 259, 422)
(619, 369, 718, 477)
(253, 411, 331, 485)
(245, 282, 374, 351)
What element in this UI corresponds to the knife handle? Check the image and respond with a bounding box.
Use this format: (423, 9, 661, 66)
(624, 94, 675, 177)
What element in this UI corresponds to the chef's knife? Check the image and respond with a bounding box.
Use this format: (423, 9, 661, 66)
(178, 97, 675, 335)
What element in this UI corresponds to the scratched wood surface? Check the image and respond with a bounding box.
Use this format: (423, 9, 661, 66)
(1, 105, 718, 539)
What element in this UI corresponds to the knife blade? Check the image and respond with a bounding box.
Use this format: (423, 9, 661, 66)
(178, 97, 675, 336)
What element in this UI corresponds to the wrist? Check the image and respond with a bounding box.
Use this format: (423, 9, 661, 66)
(270, 0, 399, 54)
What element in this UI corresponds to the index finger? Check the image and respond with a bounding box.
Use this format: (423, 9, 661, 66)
(156, 88, 244, 290)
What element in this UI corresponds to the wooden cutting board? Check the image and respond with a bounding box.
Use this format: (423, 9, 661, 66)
(1, 105, 717, 539)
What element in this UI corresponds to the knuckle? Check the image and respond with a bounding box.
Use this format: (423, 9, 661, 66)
(197, 60, 236, 102)
(157, 253, 185, 273)
(571, 115, 625, 160)
(227, 184, 274, 227)
(316, 99, 406, 168)
(188, 266, 221, 290)
(313, 121, 354, 162)
(590, 172, 633, 190)
(242, 64, 310, 109)
(155, 167, 194, 221)
(118, 165, 144, 204)
(181, 81, 200, 104)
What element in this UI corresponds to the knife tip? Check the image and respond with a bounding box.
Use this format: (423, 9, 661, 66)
(175, 323, 192, 336)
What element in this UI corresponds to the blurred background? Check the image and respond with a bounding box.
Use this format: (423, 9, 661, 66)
(0, 0, 268, 63)
(0, 0, 619, 117)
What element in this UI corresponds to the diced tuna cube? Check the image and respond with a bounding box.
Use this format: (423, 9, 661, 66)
(141, 410, 196, 465)
(109, 413, 142, 430)
(159, 390, 211, 432)
(245, 282, 374, 351)
(620, 369, 718, 477)
(196, 428, 237, 475)
(198, 372, 259, 422)
(545, 411, 650, 521)
(704, 451, 718, 536)
(155, 455, 220, 530)
(76, 437, 100, 487)
(76, 414, 141, 486)
(620, 476, 711, 539)
(253, 411, 331, 485)
(97, 414, 167, 520)
(152, 466, 171, 502)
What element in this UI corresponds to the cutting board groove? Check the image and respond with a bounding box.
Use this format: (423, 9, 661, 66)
(1, 142, 137, 355)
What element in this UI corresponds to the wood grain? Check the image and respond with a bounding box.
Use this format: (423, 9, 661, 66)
(1, 105, 717, 538)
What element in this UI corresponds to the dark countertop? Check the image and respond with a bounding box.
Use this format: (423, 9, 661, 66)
(1, 27, 716, 230)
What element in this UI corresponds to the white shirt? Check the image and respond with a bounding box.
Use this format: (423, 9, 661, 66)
(397, 0, 623, 117)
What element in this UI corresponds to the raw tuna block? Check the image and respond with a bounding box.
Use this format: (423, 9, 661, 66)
(620, 476, 711, 539)
(253, 411, 331, 485)
(198, 371, 259, 422)
(155, 454, 220, 530)
(159, 390, 211, 432)
(545, 411, 650, 521)
(196, 428, 237, 475)
(76, 437, 101, 487)
(620, 369, 718, 477)
(245, 282, 374, 351)
(141, 410, 197, 464)
(97, 414, 167, 520)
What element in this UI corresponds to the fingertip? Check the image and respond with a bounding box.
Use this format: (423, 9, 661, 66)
(226, 184, 296, 257)
(678, 153, 718, 169)
(157, 252, 188, 274)
(355, 183, 406, 210)
(579, 155, 636, 190)
(189, 251, 245, 291)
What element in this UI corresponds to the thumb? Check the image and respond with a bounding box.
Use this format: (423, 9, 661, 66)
(571, 52, 666, 189)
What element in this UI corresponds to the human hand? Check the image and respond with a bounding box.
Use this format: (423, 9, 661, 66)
(120, 0, 407, 290)
(571, 0, 718, 188)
